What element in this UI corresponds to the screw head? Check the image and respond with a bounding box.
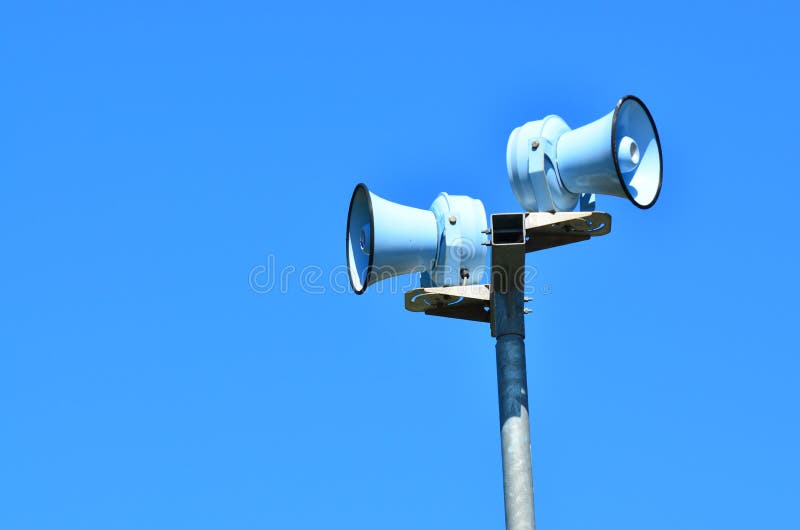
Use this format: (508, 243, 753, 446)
(448, 215, 457, 225)
(531, 140, 540, 150)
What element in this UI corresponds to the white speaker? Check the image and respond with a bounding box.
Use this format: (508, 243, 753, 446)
(507, 95, 662, 212)
(346, 184, 487, 294)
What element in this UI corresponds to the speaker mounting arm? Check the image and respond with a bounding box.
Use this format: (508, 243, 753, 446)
(404, 211, 611, 323)
(523, 210, 611, 252)
(405, 284, 492, 323)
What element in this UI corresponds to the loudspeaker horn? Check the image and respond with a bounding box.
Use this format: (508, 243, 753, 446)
(346, 184, 487, 294)
(507, 95, 662, 212)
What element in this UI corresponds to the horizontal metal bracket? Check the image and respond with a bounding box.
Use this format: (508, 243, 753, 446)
(405, 284, 491, 323)
(524, 211, 611, 252)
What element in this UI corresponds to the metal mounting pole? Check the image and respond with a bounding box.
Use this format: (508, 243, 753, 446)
(495, 331, 533, 530)
(490, 213, 534, 530)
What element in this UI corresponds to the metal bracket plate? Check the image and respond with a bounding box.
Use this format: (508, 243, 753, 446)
(405, 284, 491, 323)
(524, 211, 610, 252)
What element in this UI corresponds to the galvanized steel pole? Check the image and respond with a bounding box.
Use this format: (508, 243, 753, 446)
(495, 334, 534, 530)
(490, 213, 535, 530)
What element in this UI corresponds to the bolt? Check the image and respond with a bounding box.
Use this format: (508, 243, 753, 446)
(448, 216, 457, 225)
(531, 140, 540, 150)
(460, 268, 470, 279)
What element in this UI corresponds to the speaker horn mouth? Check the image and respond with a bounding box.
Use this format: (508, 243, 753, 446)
(346, 183, 374, 295)
(611, 95, 663, 209)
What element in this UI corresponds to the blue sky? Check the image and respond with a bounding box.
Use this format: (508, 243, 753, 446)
(1, 1, 798, 529)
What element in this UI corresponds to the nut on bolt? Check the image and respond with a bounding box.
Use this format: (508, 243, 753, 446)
(448, 215, 457, 225)
(531, 140, 540, 150)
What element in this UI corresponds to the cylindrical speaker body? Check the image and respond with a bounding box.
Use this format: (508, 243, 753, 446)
(427, 192, 488, 287)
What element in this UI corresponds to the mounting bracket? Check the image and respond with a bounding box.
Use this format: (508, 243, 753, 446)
(404, 211, 611, 323)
